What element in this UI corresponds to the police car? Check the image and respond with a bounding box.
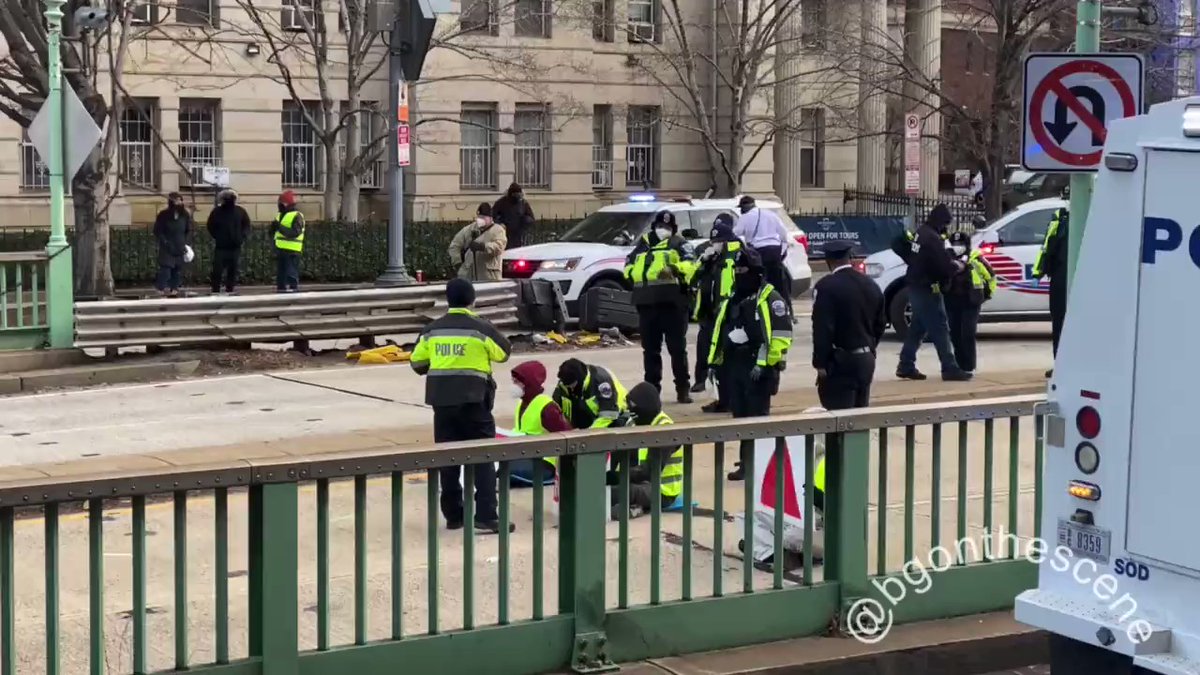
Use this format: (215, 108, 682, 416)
(502, 194, 813, 316)
(860, 197, 1064, 338)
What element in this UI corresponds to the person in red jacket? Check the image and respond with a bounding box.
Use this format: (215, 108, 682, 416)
(511, 360, 573, 477)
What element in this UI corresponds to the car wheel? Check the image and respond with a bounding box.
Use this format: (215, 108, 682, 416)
(888, 286, 912, 341)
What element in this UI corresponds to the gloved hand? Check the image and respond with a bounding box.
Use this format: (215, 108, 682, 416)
(776, 360, 787, 371)
(469, 240, 487, 252)
(750, 365, 764, 382)
(707, 368, 719, 386)
(728, 327, 749, 344)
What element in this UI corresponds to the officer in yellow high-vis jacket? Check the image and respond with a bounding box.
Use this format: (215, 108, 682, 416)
(708, 247, 792, 481)
(691, 214, 742, 412)
(271, 190, 305, 292)
(624, 210, 698, 403)
(945, 232, 996, 374)
(411, 279, 514, 534)
(553, 358, 628, 430)
(605, 382, 686, 517)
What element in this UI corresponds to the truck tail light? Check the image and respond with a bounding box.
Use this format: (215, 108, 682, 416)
(1069, 480, 1101, 501)
(1076, 406, 1101, 439)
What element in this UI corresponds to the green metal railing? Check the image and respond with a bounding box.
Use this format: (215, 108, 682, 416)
(0, 394, 1045, 674)
(0, 252, 49, 350)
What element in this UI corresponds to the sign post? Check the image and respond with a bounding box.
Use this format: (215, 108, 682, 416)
(903, 113, 920, 196)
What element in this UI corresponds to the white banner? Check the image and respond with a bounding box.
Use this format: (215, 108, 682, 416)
(741, 434, 824, 562)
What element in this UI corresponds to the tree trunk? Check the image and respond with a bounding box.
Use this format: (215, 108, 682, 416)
(339, 94, 363, 222)
(70, 168, 113, 297)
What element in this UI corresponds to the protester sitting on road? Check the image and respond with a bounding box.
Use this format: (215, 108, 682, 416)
(605, 382, 686, 519)
(449, 202, 507, 282)
(511, 360, 572, 477)
(553, 358, 628, 430)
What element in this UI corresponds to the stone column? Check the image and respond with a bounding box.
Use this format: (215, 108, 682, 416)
(772, 1, 806, 209)
(856, 0, 887, 192)
(904, 0, 941, 197)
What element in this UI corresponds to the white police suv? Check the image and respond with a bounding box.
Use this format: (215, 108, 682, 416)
(502, 194, 813, 316)
(860, 197, 1064, 338)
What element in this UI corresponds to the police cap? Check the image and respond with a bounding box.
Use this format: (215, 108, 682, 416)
(823, 240, 855, 260)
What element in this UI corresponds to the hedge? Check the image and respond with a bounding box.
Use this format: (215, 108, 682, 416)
(0, 219, 578, 287)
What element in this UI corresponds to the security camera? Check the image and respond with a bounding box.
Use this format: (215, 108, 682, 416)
(73, 6, 111, 31)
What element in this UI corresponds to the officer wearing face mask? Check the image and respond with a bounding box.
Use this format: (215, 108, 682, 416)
(624, 210, 698, 403)
(605, 381, 687, 518)
(690, 214, 742, 412)
(943, 231, 995, 374)
(707, 247, 793, 480)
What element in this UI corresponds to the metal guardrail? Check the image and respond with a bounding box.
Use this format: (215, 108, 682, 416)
(0, 251, 49, 350)
(72, 280, 520, 349)
(0, 394, 1045, 674)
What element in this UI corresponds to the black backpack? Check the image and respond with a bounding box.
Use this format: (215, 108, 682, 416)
(890, 231, 914, 263)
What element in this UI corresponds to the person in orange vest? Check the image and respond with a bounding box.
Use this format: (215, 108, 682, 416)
(271, 190, 305, 292)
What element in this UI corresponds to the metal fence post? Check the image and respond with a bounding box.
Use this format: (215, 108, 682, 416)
(42, 0, 74, 349)
(558, 452, 616, 674)
(248, 483, 299, 675)
(826, 430, 871, 614)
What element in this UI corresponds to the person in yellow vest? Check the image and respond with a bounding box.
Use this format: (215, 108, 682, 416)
(511, 360, 573, 479)
(944, 231, 996, 374)
(690, 214, 743, 413)
(1033, 206, 1069, 378)
(271, 190, 305, 292)
(553, 358, 628, 430)
(624, 210, 699, 403)
(605, 381, 686, 517)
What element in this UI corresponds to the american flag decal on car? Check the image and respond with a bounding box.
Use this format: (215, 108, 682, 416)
(982, 252, 1049, 295)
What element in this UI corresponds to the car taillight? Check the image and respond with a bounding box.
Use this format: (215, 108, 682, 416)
(793, 232, 810, 254)
(979, 243, 996, 254)
(1076, 406, 1101, 440)
(504, 259, 538, 279)
(852, 261, 865, 273)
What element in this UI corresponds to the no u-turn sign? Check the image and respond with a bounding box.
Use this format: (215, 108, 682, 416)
(1022, 53, 1144, 172)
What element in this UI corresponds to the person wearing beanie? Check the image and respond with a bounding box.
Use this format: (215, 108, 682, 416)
(410, 277, 514, 534)
(509, 360, 572, 476)
(896, 203, 972, 382)
(449, 201, 507, 281)
(604, 381, 687, 517)
(153, 191, 192, 297)
(206, 188, 252, 294)
(492, 182, 536, 249)
(689, 212, 746, 407)
(552, 357, 629, 429)
(624, 209, 698, 403)
(271, 190, 305, 292)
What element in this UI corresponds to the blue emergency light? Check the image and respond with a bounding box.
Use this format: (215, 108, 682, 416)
(628, 193, 656, 202)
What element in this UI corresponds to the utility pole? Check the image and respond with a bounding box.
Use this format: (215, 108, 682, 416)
(377, 19, 413, 286)
(43, 0, 75, 348)
(1067, 0, 1101, 289)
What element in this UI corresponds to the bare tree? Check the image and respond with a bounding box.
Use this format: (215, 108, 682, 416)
(0, 0, 146, 296)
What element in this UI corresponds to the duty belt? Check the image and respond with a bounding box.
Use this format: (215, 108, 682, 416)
(843, 347, 873, 355)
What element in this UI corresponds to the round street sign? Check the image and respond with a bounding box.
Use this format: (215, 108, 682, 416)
(1028, 58, 1138, 168)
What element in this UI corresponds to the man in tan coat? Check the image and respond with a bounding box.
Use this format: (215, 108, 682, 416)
(449, 202, 508, 281)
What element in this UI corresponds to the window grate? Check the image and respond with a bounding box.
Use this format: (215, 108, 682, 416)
(179, 99, 221, 188)
(282, 101, 321, 189)
(592, 105, 613, 189)
(19, 134, 50, 191)
(515, 0, 551, 37)
(513, 103, 551, 189)
(119, 99, 160, 189)
(460, 104, 498, 190)
(625, 105, 659, 187)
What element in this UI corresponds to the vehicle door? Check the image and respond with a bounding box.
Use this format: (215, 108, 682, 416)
(982, 207, 1057, 312)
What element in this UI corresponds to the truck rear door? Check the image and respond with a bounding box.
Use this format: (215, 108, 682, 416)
(1127, 147, 1200, 575)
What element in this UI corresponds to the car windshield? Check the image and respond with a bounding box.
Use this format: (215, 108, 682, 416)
(559, 211, 653, 245)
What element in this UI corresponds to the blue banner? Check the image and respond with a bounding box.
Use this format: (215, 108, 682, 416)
(792, 215, 911, 259)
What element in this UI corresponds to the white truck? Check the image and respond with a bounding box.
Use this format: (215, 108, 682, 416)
(1013, 96, 1200, 674)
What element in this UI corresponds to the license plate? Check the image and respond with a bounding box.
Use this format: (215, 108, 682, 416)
(1057, 519, 1111, 563)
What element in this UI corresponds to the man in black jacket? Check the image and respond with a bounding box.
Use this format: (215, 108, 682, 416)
(206, 189, 253, 294)
(153, 192, 191, 297)
(492, 182, 536, 249)
(896, 204, 972, 381)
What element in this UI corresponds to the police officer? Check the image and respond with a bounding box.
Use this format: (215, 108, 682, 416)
(733, 195, 794, 316)
(553, 357, 629, 429)
(896, 204, 972, 382)
(690, 214, 742, 412)
(1033, 206, 1069, 378)
(811, 240, 885, 410)
(624, 210, 697, 403)
(271, 190, 304, 292)
(944, 231, 996, 374)
(708, 248, 793, 481)
(410, 278, 514, 534)
(605, 382, 687, 518)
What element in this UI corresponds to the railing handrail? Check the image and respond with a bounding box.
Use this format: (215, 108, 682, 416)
(0, 393, 1045, 508)
(0, 251, 49, 263)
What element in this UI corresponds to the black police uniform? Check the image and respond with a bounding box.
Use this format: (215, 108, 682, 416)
(811, 241, 886, 410)
(410, 279, 512, 532)
(1038, 209, 1070, 358)
(690, 215, 740, 404)
(624, 211, 696, 400)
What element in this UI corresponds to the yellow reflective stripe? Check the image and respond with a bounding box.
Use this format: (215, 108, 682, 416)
(708, 299, 729, 365)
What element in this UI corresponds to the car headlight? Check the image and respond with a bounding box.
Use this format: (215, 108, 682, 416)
(538, 258, 581, 272)
(864, 262, 885, 278)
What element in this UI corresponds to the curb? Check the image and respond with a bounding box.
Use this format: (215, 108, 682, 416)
(0, 360, 200, 394)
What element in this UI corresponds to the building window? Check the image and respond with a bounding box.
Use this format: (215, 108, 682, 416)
(339, 102, 384, 190)
(626, 105, 660, 188)
(178, 99, 221, 188)
(282, 0, 316, 31)
(592, 105, 613, 190)
(19, 132, 49, 192)
(593, 0, 613, 41)
(513, 103, 550, 189)
(627, 0, 657, 42)
(799, 108, 825, 188)
(461, 0, 498, 35)
(460, 103, 498, 190)
(119, 98, 160, 189)
(282, 101, 321, 189)
(800, 0, 826, 48)
(176, 0, 217, 25)
(515, 0, 550, 37)
(131, 2, 159, 24)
